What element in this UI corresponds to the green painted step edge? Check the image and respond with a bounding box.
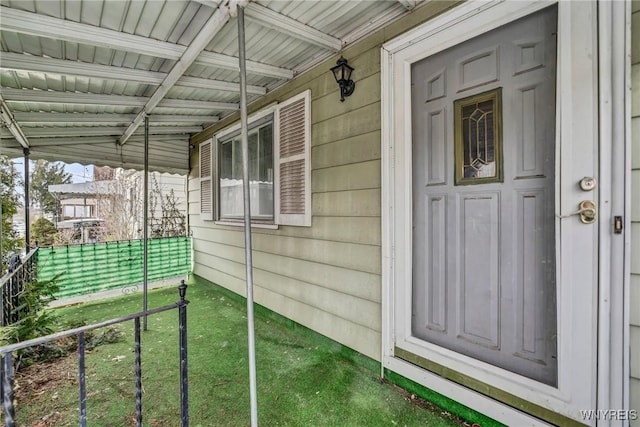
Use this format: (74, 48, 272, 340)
(394, 347, 587, 427)
(383, 370, 503, 427)
(188, 274, 500, 426)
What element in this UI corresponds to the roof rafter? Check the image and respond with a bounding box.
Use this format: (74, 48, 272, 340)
(244, 3, 343, 51)
(1, 53, 267, 95)
(196, 0, 343, 51)
(0, 135, 188, 148)
(118, 4, 232, 145)
(0, 5, 293, 80)
(20, 126, 202, 138)
(1, 52, 165, 84)
(195, 51, 294, 79)
(2, 88, 144, 107)
(0, 6, 184, 60)
(12, 112, 219, 125)
(0, 96, 29, 148)
(1, 88, 238, 111)
(177, 76, 266, 95)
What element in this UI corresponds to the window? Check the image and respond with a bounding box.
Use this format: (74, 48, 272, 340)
(64, 205, 75, 218)
(453, 88, 503, 185)
(199, 90, 311, 227)
(63, 205, 91, 218)
(218, 118, 274, 221)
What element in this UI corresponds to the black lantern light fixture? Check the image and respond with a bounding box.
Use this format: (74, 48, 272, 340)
(330, 56, 355, 102)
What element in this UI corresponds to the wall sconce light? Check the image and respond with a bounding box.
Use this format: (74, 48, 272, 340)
(330, 56, 355, 102)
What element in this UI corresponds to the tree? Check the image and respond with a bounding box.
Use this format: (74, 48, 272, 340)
(95, 171, 140, 242)
(149, 177, 186, 238)
(95, 170, 187, 242)
(31, 217, 58, 247)
(30, 160, 72, 216)
(1, 155, 23, 274)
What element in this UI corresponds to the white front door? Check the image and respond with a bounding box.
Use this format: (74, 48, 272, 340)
(411, 5, 558, 387)
(383, 1, 600, 425)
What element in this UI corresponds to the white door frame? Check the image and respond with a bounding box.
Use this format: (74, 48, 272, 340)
(380, 1, 629, 425)
(596, 0, 631, 423)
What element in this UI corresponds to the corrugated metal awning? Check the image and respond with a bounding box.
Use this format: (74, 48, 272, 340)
(0, 0, 424, 173)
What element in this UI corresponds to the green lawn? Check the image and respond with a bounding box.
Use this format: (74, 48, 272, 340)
(12, 277, 468, 426)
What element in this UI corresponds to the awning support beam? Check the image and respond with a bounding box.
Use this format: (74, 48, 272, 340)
(23, 148, 30, 251)
(143, 115, 149, 331)
(0, 98, 29, 149)
(118, 3, 231, 146)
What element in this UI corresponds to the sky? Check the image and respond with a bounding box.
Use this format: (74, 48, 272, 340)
(12, 159, 94, 184)
(64, 163, 93, 183)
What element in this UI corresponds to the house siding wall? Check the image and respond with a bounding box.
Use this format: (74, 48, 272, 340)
(188, 1, 459, 361)
(630, 1, 640, 423)
(186, 0, 640, 420)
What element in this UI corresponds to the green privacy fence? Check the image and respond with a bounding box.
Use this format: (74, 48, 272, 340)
(37, 237, 191, 299)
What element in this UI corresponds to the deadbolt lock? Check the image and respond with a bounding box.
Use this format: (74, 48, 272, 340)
(578, 200, 597, 224)
(579, 176, 597, 191)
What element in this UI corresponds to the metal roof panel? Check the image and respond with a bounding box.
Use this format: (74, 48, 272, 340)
(1, 0, 424, 171)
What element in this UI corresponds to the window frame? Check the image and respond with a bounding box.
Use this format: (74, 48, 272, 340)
(216, 113, 275, 224)
(200, 89, 311, 228)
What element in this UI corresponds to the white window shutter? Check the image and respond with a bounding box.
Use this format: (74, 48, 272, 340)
(275, 90, 311, 226)
(199, 140, 213, 220)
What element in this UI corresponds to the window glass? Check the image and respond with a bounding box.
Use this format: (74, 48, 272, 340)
(219, 121, 274, 220)
(454, 88, 502, 185)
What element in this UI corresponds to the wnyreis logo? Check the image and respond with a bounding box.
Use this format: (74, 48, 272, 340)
(579, 409, 638, 421)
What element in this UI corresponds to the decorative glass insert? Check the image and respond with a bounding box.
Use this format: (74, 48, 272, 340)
(454, 88, 503, 185)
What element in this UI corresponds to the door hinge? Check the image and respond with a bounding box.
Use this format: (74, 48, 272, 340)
(613, 215, 623, 234)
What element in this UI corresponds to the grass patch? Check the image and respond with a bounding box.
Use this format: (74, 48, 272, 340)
(12, 279, 471, 426)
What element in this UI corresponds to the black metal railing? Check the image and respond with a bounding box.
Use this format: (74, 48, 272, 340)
(0, 281, 190, 427)
(0, 248, 38, 327)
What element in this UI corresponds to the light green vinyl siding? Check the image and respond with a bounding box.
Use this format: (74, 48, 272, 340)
(187, 1, 458, 361)
(188, 3, 640, 415)
(631, 1, 640, 424)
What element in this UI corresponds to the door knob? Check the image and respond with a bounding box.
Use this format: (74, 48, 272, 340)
(578, 200, 597, 224)
(557, 200, 597, 224)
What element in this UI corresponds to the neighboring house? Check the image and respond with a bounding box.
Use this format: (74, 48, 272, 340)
(48, 180, 113, 243)
(49, 168, 187, 242)
(188, 2, 639, 426)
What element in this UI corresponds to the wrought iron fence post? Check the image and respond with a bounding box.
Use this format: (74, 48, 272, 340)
(178, 280, 189, 427)
(11, 268, 20, 324)
(0, 286, 186, 425)
(78, 332, 87, 427)
(135, 317, 143, 427)
(3, 352, 15, 427)
(0, 283, 5, 327)
(0, 354, 3, 406)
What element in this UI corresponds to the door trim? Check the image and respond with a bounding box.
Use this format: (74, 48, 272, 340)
(596, 0, 631, 421)
(380, 1, 618, 424)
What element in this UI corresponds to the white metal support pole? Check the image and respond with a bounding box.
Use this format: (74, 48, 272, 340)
(237, 5, 259, 426)
(143, 114, 149, 331)
(23, 149, 30, 251)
